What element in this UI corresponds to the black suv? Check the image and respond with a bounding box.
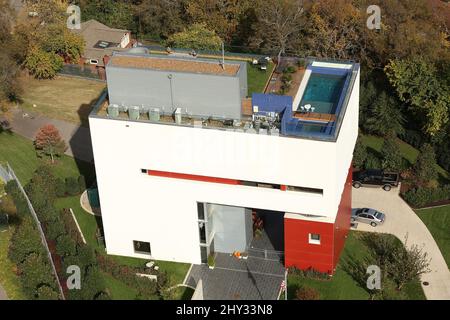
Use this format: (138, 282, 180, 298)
(352, 169, 399, 191)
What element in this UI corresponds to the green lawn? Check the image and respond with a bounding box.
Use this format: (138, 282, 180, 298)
(0, 132, 94, 185)
(247, 62, 274, 96)
(287, 231, 426, 300)
(101, 271, 140, 300)
(55, 195, 191, 294)
(361, 134, 449, 180)
(416, 205, 450, 269)
(0, 226, 27, 300)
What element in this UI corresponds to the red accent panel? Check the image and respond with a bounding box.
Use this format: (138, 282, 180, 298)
(284, 164, 353, 275)
(147, 169, 240, 185)
(332, 166, 352, 269)
(284, 218, 334, 274)
(280, 185, 287, 191)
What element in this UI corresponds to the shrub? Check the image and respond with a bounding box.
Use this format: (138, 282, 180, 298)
(36, 285, 60, 300)
(45, 218, 66, 241)
(9, 217, 45, 264)
(402, 185, 450, 207)
(364, 152, 381, 170)
(288, 267, 330, 280)
(283, 66, 296, 73)
(296, 59, 306, 68)
(295, 286, 320, 300)
(353, 137, 367, 169)
(413, 143, 438, 185)
(56, 234, 77, 257)
(37, 203, 59, 224)
(19, 253, 57, 299)
(400, 129, 425, 150)
(381, 136, 403, 171)
(65, 177, 80, 196)
(55, 178, 66, 197)
(78, 175, 87, 192)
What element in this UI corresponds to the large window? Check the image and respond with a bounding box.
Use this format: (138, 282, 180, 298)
(198, 221, 207, 244)
(197, 202, 205, 220)
(133, 240, 151, 254)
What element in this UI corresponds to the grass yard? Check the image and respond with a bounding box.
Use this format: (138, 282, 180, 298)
(19, 76, 106, 127)
(361, 134, 449, 180)
(247, 62, 275, 96)
(0, 132, 94, 185)
(416, 205, 450, 269)
(55, 195, 191, 298)
(287, 231, 426, 300)
(0, 227, 27, 300)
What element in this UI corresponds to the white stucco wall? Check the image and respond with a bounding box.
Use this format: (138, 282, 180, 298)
(89, 65, 360, 264)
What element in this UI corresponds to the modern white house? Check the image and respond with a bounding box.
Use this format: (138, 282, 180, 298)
(89, 51, 360, 274)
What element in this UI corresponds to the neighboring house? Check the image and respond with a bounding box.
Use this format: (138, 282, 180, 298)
(72, 19, 131, 67)
(89, 49, 360, 275)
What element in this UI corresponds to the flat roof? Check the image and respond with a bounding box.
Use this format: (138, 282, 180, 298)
(109, 55, 240, 76)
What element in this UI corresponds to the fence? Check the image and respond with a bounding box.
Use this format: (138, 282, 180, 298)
(58, 64, 105, 82)
(1, 163, 65, 300)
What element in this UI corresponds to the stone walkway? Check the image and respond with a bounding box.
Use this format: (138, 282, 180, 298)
(6, 108, 93, 162)
(186, 253, 284, 300)
(352, 187, 450, 300)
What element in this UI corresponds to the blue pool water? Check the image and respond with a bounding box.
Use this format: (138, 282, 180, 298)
(299, 73, 347, 114)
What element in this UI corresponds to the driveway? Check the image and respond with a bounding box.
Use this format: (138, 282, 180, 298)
(352, 186, 450, 300)
(5, 108, 93, 163)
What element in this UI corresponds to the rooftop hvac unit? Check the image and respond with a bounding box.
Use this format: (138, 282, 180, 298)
(149, 108, 160, 121)
(128, 106, 140, 120)
(107, 104, 119, 118)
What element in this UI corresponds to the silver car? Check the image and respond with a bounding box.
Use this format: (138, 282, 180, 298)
(351, 208, 386, 227)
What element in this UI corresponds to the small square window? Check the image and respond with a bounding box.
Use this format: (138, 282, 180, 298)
(141, 169, 147, 174)
(309, 233, 321, 245)
(133, 241, 151, 254)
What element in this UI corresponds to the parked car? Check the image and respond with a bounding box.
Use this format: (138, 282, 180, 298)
(351, 208, 386, 227)
(352, 169, 399, 191)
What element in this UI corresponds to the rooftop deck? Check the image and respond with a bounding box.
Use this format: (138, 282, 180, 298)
(91, 57, 359, 142)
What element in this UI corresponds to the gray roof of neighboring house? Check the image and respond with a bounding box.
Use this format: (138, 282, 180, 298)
(72, 20, 130, 66)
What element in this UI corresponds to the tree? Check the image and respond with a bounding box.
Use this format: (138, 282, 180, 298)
(413, 144, 438, 186)
(65, 177, 80, 196)
(387, 237, 431, 290)
(24, 46, 64, 79)
(0, 195, 17, 218)
(80, 0, 135, 31)
(385, 58, 450, 136)
(353, 136, 367, 169)
(19, 253, 57, 298)
(185, 0, 250, 43)
(166, 23, 222, 51)
(300, 0, 366, 60)
(34, 124, 67, 163)
(135, 0, 188, 40)
(250, 0, 305, 57)
(37, 24, 85, 63)
(362, 91, 404, 137)
(380, 136, 403, 172)
(56, 234, 77, 257)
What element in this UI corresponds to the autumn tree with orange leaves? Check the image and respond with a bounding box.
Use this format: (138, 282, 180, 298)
(34, 124, 67, 163)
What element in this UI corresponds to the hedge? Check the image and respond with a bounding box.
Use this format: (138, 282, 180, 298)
(402, 185, 450, 208)
(5, 180, 60, 300)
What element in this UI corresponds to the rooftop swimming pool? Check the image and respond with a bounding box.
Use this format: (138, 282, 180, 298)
(298, 73, 347, 114)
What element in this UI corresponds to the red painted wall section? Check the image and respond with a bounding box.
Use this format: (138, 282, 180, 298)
(332, 166, 353, 269)
(284, 165, 353, 274)
(284, 218, 335, 273)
